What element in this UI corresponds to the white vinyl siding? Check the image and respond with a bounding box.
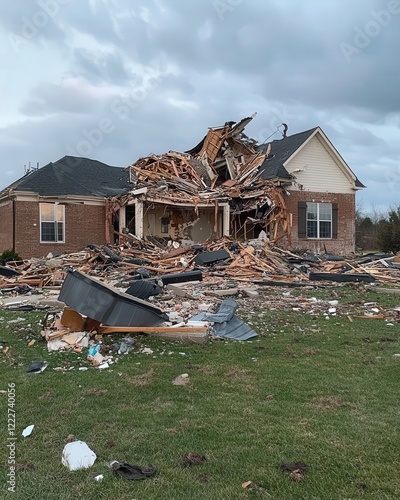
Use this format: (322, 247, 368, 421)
(286, 136, 354, 193)
(40, 203, 65, 243)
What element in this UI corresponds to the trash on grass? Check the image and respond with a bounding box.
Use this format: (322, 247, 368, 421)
(242, 481, 271, 496)
(62, 440, 97, 471)
(22, 425, 34, 437)
(109, 460, 157, 480)
(26, 361, 48, 374)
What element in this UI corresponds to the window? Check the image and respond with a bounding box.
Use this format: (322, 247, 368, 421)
(40, 203, 65, 243)
(298, 202, 338, 239)
(306, 203, 332, 238)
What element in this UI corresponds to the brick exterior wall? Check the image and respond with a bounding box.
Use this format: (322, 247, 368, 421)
(283, 191, 356, 255)
(0, 201, 14, 252)
(13, 201, 108, 258)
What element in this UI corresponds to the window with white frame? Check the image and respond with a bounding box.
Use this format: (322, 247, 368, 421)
(306, 202, 332, 238)
(40, 203, 65, 243)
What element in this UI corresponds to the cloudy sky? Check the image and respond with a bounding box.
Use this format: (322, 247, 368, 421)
(0, 0, 399, 213)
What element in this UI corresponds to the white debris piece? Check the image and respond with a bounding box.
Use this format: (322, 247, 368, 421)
(172, 373, 189, 385)
(62, 441, 97, 471)
(140, 347, 154, 355)
(22, 424, 34, 437)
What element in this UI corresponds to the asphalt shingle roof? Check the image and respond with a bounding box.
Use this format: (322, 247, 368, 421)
(257, 127, 318, 180)
(257, 127, 365, 188)
(5, 156, 131, 197)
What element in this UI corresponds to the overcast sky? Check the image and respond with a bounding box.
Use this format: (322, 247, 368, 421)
(1, 0, 399, 214)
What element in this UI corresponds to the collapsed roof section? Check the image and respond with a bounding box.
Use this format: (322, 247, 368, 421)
(111, 113, 293, 243)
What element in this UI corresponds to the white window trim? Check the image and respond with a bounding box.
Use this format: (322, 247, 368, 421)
(40, 202, 65, 243)
(306, 202, 332, 239)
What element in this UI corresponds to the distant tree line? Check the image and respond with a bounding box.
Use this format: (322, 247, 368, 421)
(356, 205, 400, 253)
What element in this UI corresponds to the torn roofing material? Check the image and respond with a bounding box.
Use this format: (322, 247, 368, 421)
(191, 299, 258, 341)
(59, 270, 168, 327)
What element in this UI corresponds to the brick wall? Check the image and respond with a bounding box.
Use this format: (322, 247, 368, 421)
(13, 201, 108, 258)
(283, 191, 356, 255)
(0, 201, 14, 252)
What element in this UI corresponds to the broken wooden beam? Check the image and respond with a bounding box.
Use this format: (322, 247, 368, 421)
(98, 325, 209, 344)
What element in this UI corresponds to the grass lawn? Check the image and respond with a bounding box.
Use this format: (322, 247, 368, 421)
(0, 284, 399, 499)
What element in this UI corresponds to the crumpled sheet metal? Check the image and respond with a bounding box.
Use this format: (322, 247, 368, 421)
(191, 299, 257, 341)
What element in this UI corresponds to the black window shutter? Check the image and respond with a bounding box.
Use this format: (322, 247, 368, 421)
(332, 204, 338, 239)
(298, 202, 307, 238)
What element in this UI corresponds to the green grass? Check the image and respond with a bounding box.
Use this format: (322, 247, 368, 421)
(0, 284, 400, 499)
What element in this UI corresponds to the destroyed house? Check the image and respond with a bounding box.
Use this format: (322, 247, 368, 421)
(0, 115, 364, 259)
(0, 156, 130, 258)
(114, 115, 364, 255)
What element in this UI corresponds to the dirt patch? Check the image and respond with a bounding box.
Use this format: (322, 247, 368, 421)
(283, 350, 297, 358)
(225, 366, 253, 378)
(241, 383, 258, 394)
(306, 396, 354, 411)
(181, 452, 207, 467)
(38, 390, 54, 400)
(16, 462, 35, 472)
(185, 363, 216, 374)
(197, 472, 212, 483)
(302, 348, 318, 356)
(165, 427, 179, 434)
(151, 398, 175, 411)
(124, 369, 155, 386)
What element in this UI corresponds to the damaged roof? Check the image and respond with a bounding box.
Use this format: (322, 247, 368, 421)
(4, 156, 130, 198)
(258, 127, 318, 181)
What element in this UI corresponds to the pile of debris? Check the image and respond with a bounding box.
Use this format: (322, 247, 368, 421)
(107, 113, 291, 244)
(36, 267, 257, 357)
(1, 243, 400, 297)
(1, 242, 400, 364)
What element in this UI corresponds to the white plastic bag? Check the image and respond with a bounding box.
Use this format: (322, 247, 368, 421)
(62, 440, 97, 471)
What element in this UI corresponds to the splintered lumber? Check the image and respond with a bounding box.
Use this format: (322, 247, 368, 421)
(98, 325, 209, 344)
(46, 329, 71, 340)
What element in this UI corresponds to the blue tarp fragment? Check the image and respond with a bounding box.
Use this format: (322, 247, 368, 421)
(191, 299, 258, 341)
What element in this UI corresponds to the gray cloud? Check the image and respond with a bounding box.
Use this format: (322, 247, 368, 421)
(0, 0, 399, 213)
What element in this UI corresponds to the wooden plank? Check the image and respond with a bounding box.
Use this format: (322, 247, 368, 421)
(98, 325, 209, 344)
(99, 326, 208, 334)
